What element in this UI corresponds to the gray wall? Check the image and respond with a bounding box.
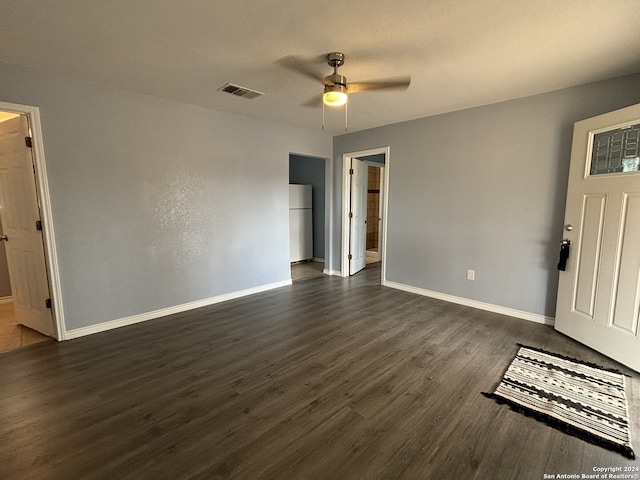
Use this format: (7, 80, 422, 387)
(0, 61, 331, 331)
(333, 73, 640, 318)
(289, 154, 326, 260)
(0, 215, 11, 297)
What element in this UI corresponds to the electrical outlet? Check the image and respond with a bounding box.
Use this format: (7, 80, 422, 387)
(467, 269, 475, 281)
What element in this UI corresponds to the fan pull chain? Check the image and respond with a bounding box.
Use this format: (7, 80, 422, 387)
(321, 97, 348, 132)
(344, 100, 348, 132)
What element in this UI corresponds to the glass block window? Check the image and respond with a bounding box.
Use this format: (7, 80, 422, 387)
(590, 123, 640, 175)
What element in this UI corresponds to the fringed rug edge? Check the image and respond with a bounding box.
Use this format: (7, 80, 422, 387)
(516, 343, 630, 377)
(481, 391, 636, 459)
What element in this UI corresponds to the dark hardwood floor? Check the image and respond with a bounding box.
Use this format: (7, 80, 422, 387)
(1, 264, 638, 479)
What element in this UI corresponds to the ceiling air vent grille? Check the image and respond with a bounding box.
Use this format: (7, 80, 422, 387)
(218, 83, 264, 99)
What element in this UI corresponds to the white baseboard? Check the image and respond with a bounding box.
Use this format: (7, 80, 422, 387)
(323, 268, 342, 276)
(0, 296, 13, 305)
(64, 279, 292, 340)
(312, 257, 325, 263)
(383, 280, 555, 326)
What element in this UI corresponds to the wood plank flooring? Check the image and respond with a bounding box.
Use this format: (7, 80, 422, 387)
(0, 264, 638, 479)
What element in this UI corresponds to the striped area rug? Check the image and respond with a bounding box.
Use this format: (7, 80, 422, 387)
(483, 345, 635, 459)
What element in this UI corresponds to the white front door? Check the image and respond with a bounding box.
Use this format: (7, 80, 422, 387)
(349, 158, 367, 275)
(0, 115, 54, 336)
(555, 103, 640, 372)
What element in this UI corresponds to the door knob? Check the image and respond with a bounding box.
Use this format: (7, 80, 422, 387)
(0, 235, 7, 241)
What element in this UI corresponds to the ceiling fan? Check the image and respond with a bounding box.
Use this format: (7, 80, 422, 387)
(319, 52, 411, 106)
(280, 52, 410, 131)
(281, 52, 411, 107)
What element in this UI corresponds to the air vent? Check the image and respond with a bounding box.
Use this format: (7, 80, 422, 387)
(218, 83, 264, 99)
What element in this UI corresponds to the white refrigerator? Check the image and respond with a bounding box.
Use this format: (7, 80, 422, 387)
(289, 184, 313, 262)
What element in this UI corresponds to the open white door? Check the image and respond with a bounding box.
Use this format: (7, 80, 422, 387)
(0, 115, 54, 336)
(555, 103, 640, 372)
(349, 158, 367, 275)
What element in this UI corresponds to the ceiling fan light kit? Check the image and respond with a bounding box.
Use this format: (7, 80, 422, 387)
(322, 53, 348, 108)
(322, 52, 348, 108)
(323, 84, 348, 106)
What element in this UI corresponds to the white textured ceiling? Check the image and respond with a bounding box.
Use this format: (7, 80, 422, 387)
(1, 0, 640, 135)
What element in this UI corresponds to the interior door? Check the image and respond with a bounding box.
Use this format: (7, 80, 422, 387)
(349, 158, 367, 275)
(555, 103, 640, 372)
(0, 115, 54, 336)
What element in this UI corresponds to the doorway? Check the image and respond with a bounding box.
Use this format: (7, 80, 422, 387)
(0, 102, 64, 350)
(365, 164, 383, 265)
(289, 153, 329, 282)
(554, 103, 640, 372)
(341, 147, 389, 281)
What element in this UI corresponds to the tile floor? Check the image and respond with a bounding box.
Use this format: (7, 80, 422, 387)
(290, 261, 325, 281)
(0, 301, 52, 354)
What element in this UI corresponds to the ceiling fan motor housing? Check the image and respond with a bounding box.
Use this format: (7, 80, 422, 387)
(324, 73, 347, 88)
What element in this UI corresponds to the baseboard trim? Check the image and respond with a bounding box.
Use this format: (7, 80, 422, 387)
(383, 280, 555, 326)
(65, 279, 292, 340)
(323, 269, 341, 276)
(312, 257, 325, 263)
(0, 296, 13, 305)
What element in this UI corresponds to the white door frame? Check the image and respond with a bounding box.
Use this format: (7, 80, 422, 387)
(341, 146, 390, 280)
(0, 100, 66, 340)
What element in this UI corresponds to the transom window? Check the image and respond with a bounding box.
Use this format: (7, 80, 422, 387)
(590, 123, 640, 175)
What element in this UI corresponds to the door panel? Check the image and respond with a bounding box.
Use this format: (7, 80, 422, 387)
(573, 193, 606, 317)
(349, 158, 367, 275)
(0, 115, 54, 336)
(555, 103, 640, 372)
(610, 193, 640, 335)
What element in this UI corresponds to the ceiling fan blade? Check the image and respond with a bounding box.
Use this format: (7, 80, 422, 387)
(348, 76, 411, 93)
(276, 55, 325, 84)
(301, 94, 323, 108)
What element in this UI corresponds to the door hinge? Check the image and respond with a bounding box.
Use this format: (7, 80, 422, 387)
(45, 298, 52, 309)
(349, 168, 354, 175)
(348, 254, 352, 260)
(348, 212, 353, 218)
(25, 136, 33, 148)
(36, 220, 42, 231)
